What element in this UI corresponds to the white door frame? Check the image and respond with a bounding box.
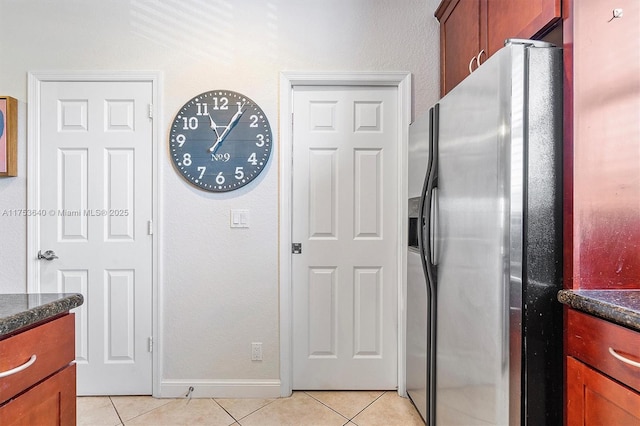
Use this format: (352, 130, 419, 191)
(26, 71, 163, 396)
(279, 71, 411, 397)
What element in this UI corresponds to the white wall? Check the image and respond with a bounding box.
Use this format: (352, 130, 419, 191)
(0, 0, 440, 396)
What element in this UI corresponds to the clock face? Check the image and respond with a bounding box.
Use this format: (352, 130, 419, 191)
(169, 90, 272, 192)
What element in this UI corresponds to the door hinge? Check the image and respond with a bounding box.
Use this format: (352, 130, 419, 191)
(148, 336, 154, 352)
(292, 243, 302, 254)
(148, 104, 153, 119)
(148, 219, 153, 235)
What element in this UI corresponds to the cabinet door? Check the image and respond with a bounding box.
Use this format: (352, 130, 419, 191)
(437, 0, 486, 96)
(485, 0, 561, 56)
(567, 357, 640, 425)
(0, 364, 76, 426)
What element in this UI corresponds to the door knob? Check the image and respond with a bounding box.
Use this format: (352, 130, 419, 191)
(37, 250, 58, 261)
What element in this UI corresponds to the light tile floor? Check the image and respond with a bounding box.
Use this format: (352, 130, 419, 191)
(77, 391, 425, 426)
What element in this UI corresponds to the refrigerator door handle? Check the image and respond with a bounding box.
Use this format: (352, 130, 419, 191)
(419, 104, 439, 285)
(430, 186, 438, 266)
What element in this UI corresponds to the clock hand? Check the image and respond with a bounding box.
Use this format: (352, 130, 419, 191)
(209, 138, 222, 155)
(208, 103, 245, 153)
(208, 113, 221, 140)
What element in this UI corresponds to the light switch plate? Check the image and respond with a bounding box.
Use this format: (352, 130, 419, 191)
(230, 209, 250, 228)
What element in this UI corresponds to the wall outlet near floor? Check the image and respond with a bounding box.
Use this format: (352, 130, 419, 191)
(251, 342, 263, 361)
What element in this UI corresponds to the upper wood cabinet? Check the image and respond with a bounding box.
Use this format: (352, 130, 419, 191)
(485, 0, 562, 56)
(436, 0, 484, 97)
(436, 0, 562, 96)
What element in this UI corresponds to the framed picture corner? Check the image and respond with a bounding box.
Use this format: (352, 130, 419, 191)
(0, 95, 18, 177)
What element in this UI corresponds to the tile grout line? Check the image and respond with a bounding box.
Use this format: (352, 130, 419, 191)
(302, 390, 385, 423)
(108, 396, 125, 426)
(301, 393, 350, 425)
(108, 396, 177, 425)
(211, 397, 240, 424)
(348, 390, 388, 422)
(212, 396, 279, 425)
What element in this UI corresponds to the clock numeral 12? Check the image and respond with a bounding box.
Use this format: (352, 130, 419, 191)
(211, 97, 229, 110)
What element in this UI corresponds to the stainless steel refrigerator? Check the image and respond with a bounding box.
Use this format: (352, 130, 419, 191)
(410, 39, 564, 425)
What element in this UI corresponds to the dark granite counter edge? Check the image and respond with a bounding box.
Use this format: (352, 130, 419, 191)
(557, 290, 640, 332)
(0, 293, 84, 337)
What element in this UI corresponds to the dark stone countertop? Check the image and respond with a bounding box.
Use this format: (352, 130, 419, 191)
(0, 293, 84, 338)
(557, 289, 640, 332)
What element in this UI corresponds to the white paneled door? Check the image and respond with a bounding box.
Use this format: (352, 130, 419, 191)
(292, 86, 398, 389)
(35, 80, 153, 395)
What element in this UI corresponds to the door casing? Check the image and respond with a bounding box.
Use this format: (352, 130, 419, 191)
(26, 71, 163, 396)
(278, 71, 411, 397)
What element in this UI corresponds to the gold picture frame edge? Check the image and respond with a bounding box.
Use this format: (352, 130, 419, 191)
(0, 95, 18, 177)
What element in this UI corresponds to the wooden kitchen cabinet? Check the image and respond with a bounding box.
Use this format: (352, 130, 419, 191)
(567, 357, 640, 425)
(484, 0, 562, 57)
(0, 314, 76, 425)
(566, 309, 640, 425)
(436, 0, 561, 96)
(0, 365, 76, 426)
(567, 0, 640, 290)
(436, 0, 484, 96)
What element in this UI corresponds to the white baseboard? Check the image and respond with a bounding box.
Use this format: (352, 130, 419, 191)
(158, 379, 282, 399)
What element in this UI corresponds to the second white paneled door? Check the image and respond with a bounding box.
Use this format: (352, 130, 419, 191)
(292, 86, 398, 389)
(34, 79, 154, 395)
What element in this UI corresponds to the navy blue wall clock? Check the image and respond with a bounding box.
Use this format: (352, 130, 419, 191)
(169, 90, 272, 192)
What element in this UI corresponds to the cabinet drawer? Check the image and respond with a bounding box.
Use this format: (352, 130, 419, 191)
(0, 364, 76, 426)
(0, 314, 75, 402)
(567, 309, 640, 392)
(567, 356, 640, 425)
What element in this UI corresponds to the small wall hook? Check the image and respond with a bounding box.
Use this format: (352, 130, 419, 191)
(608, 8, 623, 22)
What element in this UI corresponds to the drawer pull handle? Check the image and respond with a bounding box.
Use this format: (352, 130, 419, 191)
(468, 55, 478, 74)
(608, 347, 640, 368)
(477, 49, 486, 66)
(0, 354, 37, 378)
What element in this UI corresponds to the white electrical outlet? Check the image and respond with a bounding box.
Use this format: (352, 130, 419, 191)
(251, 342, 263, 361)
